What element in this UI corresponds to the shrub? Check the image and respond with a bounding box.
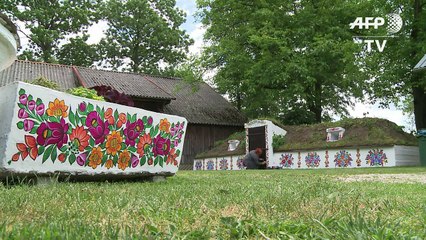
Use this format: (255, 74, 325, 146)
(67, 87, 105, 101)
(272, 134, 286, 150)
(25, 76, 60, 90)
(91, 85, 134, 107)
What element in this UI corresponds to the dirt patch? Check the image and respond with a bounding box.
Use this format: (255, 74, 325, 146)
(339, 174, 426, 184)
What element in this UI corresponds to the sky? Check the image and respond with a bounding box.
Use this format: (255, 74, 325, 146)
(15, 0, 414, 131)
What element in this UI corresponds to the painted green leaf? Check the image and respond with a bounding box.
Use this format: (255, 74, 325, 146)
(113, 155, 118, 164)
(142, 116, 147, 125)
(69, 108, 75, 126)
(87, 103, 94, 112)
(30, 127, 38, 134)
(18, 103, 26, 109)
(154, 156, 159, 166)
(80, 117, 86, 125)
(128, 146, 137, 153)
(28, 95, 33, 101)
(48, 116, 59, 122)
(38, 146, 45, 155)
(51, 147, 57, 162)
(69, 154, 76, 165)
(100, 107, 105, 119)
(36, 98, 42, 105)
(89, 137, 95, 147)
(131, 114, 137, 122)
(19, 89, 25, 95)
(102, 154, 108, 165)
(60, 146, 68, 152)
(96, 106, 101, 114)
(121, 143, 127, 150)
(159, 156, 164, 167)
(126, 113, 131, 122)
(43, 145, 54, 163)
(140, 155, 147, 166)
(114, 109, 119, 120)
(16, 121, 24, 130)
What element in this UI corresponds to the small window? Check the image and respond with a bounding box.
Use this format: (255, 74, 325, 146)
(326, 127, 345, 142)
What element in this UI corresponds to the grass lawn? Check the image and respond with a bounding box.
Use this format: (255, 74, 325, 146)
(1, 167, 426, 239)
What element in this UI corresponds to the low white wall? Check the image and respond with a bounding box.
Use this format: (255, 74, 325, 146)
(193, 155, 245, 170)
(0, 82, 187, 176)
(194, 146, 420, 170)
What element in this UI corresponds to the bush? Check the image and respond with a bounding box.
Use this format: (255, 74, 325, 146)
(67, 87, 105, 101)
(91, 85, 134, 107)
(25, 76, 60, 90)
(272, 134, 286, 150)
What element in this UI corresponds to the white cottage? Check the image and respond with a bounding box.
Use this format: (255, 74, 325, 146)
(194, 118, 420, 170)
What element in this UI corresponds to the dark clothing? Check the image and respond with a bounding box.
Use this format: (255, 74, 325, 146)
(243, 150, 264, 169)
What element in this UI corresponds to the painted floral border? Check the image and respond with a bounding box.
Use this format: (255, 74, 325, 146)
(10, 88, 185, 171)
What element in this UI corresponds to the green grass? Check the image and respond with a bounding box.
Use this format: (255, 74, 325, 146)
(1, 167, 426, 239)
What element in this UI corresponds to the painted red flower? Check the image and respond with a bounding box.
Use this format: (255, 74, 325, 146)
(166, 148, 178, 166)
(15, 135, 38, 161)
(37, 118, 69, 148)
(69, 126, 90, 152)
(153, 135, 170, 157)
(137, 133, 152, 156)
(85, 111, 109, 145)
(124, 119, 144, 146)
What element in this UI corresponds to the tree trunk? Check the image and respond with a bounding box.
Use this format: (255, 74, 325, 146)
(411, 0, 426, 130)
(413, 86, 426, 129)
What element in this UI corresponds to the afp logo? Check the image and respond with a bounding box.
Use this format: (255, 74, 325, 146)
(350, 14, 403, 52)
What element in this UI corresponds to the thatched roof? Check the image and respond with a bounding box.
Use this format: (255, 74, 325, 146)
(196, 118, 418, 158)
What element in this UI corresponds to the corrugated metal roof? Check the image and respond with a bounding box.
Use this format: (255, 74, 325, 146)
(76, 67, 174, 100)
(0, 60, 246, 126)
(0, 60, 79, 90)
(146, 75, 247, 126)
(413, 54, 426, 72)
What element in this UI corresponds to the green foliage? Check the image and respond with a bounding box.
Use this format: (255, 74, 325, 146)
(98, 0, 193, 74)
(0, 168, 425, 238)
(67, 87, 105, 101)
(25, 76, 60, 90)
(198, 0, 369, 123)
(1, 0, 101, 63)
(272, 134, 285, 150)
(56, 35, 99, 67)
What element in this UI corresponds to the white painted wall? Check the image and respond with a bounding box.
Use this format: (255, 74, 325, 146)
(0, 21, 18, 71)
(244, 120, 287, 163)
(193, 155, 245, 171)
(0, 82, 187, 176)
(194, 146, 420, 170)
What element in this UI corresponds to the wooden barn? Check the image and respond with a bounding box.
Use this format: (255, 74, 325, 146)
(0, 60, 247, 169)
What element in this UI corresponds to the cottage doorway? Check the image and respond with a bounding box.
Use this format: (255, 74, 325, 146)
(248, 126, 267, 161)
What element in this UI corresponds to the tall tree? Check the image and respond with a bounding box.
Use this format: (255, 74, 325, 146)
(99, 0, 193, 75)
(1, 0, 101, 63)
(197, 0, 369, 124)
(56, 35, 99, 67)
(363, 0, 426, 130)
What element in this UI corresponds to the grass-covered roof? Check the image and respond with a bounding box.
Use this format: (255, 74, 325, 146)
(196, 118, 418, 159)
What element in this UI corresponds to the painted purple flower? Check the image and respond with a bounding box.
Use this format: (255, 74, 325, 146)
(36, 118, 69, 148)
(85, 111, 109, 145)
(18, 108, 29, 119)
(28, 100, 36, 111)
(170, 126, 177, 136)
(36, 103, 45, 115)
(19, 94, 27, 105)
(23, 119, 34, 131)
(147, 116, 153, 125)
(79, 102, 86, 112)
(77, 153, 87, 166)
(174, 139, 179, 148)
(131, 154, 139, 168)
(123, 119, 144, 146)
(153, 135, 171, 157)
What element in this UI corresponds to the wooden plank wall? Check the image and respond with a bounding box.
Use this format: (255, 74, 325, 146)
(179, 124, 243, 169)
